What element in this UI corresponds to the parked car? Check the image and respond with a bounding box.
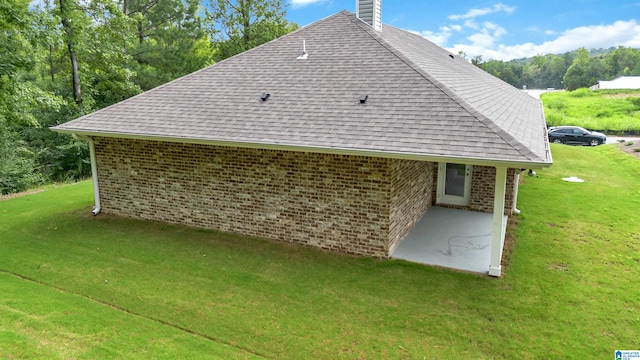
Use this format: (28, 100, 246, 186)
(547, 126, 607, 146)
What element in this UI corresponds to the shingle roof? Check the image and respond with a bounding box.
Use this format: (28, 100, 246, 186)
(52, 11, 551, 165)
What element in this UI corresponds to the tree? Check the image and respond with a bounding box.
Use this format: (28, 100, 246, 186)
(125, 0, 214, 90)
(471, 55, 483, 66)
(57, 0, 82, 105)
(33, 0, 140, 111)
(605, 46, 640, 78)
(0, 0, 49, 193)
(563, 48, 606, 91)
(522, 62, 541, 88)
(207, 0, 297, 60)
(20, 0, 141, 188)
(633, 60, 640, 76)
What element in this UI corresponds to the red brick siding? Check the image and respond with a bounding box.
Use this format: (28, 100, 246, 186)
(388, 160, 433, 253)
(94, 138, 392, 257)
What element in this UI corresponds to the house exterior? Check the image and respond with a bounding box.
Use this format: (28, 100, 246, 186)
(590, 76, 640, 90)
(52, 1, 552, 276)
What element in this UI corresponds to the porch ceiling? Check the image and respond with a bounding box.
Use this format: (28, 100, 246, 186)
(391, 206, 507, 274)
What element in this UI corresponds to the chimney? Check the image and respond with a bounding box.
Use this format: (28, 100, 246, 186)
(356, 0, 382, 31)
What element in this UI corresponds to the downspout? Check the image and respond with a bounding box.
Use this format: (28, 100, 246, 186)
(73, 134, 101, 215)
(512, 171, 522, 215)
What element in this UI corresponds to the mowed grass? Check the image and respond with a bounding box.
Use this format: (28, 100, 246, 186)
(542, 88, 640, 131)
(1, 144, 639, 359)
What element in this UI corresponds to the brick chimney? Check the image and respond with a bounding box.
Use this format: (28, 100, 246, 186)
(356, 0, 382, 31)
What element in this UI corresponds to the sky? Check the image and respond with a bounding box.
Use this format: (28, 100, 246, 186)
(286, 0, 640, 61)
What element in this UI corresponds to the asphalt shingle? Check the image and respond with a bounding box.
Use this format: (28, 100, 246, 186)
(52, 11, 551, 165)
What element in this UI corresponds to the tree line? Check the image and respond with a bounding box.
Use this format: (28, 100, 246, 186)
(466, 46, 640, 91)
(0, 0, 296, 194)
(3, 0, 640, 195)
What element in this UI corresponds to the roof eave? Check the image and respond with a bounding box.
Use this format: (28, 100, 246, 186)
(52, 127, 553, 169)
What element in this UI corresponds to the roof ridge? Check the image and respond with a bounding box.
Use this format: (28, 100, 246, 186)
(349, 17, 541, 161)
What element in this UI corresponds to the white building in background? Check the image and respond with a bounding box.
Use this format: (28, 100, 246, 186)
(590, 76, 640, 90)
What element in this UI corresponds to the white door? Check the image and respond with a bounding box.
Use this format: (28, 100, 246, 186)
(436, 163, 472, 206)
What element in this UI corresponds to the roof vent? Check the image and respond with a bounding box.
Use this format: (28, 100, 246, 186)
(356, 0, 382, 31)
(297, 40, 308, 59)
(260, 93, 270, 101)
(359, 95, 369, 104)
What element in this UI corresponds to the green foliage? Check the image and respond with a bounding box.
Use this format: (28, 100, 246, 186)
(1, 144, 639, 357)
(628, 96, 640, 107)
(541, 90, 640, 131)
(545, 97, 566, 110)
(0, 0, 50, 193)
(606, 46, 640, 77)
(562, 48, 608, 91)
(567, 87, 592, 98)
(477, 46, 640, 90)
(0, 138, 45, 194)
(0, 0, 34, 77)
(207, 0, 298, 61)
(126, 0, 214, 90)
(478, 52, 573, 89)
(1, 0, 303, 194)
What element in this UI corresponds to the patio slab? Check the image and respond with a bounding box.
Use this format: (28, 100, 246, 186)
(391, 206, 507, 274)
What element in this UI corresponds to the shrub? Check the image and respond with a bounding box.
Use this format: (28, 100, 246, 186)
(568, 88, 592, 98)
(0, 156, 45, 195)
(546, 99, 566, 110)
(628, 96, 640, 108)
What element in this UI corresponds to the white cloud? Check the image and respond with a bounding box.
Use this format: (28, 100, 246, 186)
(291, 0, 327, 9)
(410, 24, 465, 47)
(437, 20, 640, 61)
(448, 3, 516, 21)
(464, 19, 480, 30)
(410, 27, 453, 47)
(463, 22, 507, 50)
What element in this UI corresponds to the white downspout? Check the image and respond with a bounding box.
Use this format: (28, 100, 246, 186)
(88, 138, 101, 215)
(512, 172, 521, 215)
(73, 134, 101, 215)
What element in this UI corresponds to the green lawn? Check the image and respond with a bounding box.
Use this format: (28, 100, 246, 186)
(542, 88, 640, 132)
(1, 144, 639, 359)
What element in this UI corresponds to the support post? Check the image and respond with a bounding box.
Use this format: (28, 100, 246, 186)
(489, 166, 507, 276)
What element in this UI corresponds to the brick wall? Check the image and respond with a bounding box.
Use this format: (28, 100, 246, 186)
(94, 138, 393, 257)
(388, 160, 433, 253)
(432, 165, 517, 215)
(93, 137, 518, 259)
(468, 166, 517, 214)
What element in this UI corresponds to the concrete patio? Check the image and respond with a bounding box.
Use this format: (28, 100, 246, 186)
(391, 207, 507, 274)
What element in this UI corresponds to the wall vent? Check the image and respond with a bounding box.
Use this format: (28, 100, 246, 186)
(356, 0, 382, 31)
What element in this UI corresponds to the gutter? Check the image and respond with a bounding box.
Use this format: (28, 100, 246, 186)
(72, 134, 101, 215)
(55, 129, 554, 170)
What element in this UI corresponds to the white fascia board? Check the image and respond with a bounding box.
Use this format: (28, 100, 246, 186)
(52, 128, 553, 169)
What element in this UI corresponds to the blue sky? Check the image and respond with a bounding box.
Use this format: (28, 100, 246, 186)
(287, 1, 640, 61)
